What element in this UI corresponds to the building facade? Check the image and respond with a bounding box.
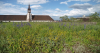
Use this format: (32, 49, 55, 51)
(76, 15, 91, 22)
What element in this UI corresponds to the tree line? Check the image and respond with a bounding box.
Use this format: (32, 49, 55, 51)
(60, 12, 100, 22)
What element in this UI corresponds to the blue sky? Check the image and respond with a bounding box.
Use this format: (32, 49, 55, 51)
(0, 0, 100, 20)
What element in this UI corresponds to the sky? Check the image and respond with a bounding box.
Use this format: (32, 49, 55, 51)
(0, 0, 100, 20)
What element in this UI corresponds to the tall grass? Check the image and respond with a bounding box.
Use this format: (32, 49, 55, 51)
(0, 22, 100, 53)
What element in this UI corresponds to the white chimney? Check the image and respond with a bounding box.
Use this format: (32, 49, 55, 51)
(83, 15, 85, 18)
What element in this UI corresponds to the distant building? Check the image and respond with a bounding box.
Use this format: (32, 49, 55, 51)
(0, 4, 54, 22)
(76, 15, 91, 21)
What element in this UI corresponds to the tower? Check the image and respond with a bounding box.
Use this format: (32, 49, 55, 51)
(27, 4, 32, 22)
(28, 4, 31, 13)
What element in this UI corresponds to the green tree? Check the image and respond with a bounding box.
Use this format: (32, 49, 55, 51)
(70, 17, 76, 22)
(89, 12, 100, 22)
(89, 12, 99, 18)
(60, 15, 69, 22)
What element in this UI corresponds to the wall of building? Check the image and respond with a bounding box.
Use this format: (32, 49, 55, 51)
(0, 20, 54, 22)
(32, 20, 53, 22)
(1, 20, 27, 22)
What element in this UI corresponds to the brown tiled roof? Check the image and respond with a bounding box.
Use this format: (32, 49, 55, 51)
(0, 15, 54, 21)
(32, 15, 54, 21)
(0, 15, 26, 20)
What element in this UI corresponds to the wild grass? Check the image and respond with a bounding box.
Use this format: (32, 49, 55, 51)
(0, 22, 100, 53)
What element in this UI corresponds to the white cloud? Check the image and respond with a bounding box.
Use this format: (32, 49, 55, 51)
(43, 4, 100, 17)
(39, 8, 92, 20)
(64, 4, 100, 16)
(87, 8, 95, 13)
(43, 8, 66, 16)
(17, 0, 49, 5)
(0, 8, 26, 15)
(65, 10, 69, 12)
(91, 4, 100, 13)
(60, 1, 67, 5)
(60, 0, 91, 5)
(3, 3, 15, 7)
(31, 5, 42, 9)
(94, 0, 100, 3)
(55, 8, 60, 10)
(20, 7, 27, 11)
(64, 9, 90, 16)
(44, 9, 62, 16)
(45, 10, 53, 12)
(54, 0, 58, 1)
(69, 3, 92, 10)
(67, 0, 91, 2)
(55, 8, 62, 12)
(97, 0, 100, 3)
(0, 1, 27, 15)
